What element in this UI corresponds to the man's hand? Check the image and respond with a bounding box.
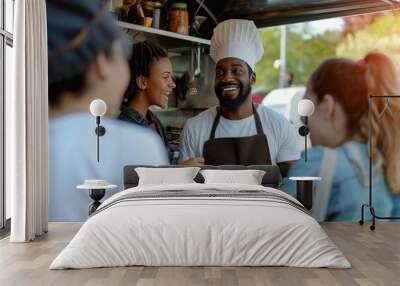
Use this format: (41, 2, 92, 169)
(178, 157, 205, 166)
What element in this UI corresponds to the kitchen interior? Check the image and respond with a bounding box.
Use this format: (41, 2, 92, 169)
(112, 0, 220, 163)
(111, 0, 396, 162)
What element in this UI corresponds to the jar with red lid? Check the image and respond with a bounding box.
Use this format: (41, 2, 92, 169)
(169, 3, 189, 35)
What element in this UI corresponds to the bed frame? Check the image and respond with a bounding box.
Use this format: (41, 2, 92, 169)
(123, 165, 282, 190)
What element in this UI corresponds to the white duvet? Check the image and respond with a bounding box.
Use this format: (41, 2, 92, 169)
(50, 183, 351, 269)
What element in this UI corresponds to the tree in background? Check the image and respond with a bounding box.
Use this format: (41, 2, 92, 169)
(254, 27, 280, 92)
(254, 25, 340, 92)
(341, 13, 385, 37)
(253, 11, 400, 93)
(337, 12, 400, 60)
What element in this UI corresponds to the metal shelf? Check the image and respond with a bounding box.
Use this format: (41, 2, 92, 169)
(117, 21, 210, 51)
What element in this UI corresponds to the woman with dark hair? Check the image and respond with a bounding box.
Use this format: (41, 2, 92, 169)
(284, 52, 400, 221)
(47, 2, 168, 221)
(118, 41, 176, 160)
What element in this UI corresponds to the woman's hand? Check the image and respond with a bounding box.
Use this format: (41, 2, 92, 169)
(178, 157, 205, 166)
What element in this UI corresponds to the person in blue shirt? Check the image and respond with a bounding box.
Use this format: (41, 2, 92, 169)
(47, 0, 169, 221)
(284, 52, 400, 221)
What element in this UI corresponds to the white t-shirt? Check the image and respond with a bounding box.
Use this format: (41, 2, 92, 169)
(179, 105, 300, 165)
(49, 113, 169, 221)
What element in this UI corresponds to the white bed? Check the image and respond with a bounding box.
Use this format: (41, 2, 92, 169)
(50, 182, 351, 269)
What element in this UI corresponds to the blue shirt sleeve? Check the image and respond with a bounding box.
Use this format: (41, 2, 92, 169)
(282, 147, 324, 198)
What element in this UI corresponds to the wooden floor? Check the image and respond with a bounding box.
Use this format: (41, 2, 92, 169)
(0, 222, 399, 286)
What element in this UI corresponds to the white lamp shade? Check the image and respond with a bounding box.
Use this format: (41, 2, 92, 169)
(298, 99, 315, 117)
(90, 99, 107, 117)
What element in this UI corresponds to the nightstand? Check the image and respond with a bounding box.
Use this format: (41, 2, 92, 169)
(77, 180, 117, 215)
(289, 177, 321, 210)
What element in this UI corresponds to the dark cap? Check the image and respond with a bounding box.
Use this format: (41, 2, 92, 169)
(47, 0, 131, 84)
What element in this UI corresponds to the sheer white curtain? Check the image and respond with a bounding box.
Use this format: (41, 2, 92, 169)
(8, 0, 48, 242)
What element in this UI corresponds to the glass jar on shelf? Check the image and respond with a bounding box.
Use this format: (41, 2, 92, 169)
(169, 2, 189, 35)
(142, 1, 154, 17)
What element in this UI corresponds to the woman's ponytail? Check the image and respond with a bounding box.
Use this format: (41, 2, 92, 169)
(364, 52, 400, 194)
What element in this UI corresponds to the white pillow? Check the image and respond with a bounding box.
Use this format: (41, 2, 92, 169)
(200, 169, 266, 185)
(135, 167, 201, 186)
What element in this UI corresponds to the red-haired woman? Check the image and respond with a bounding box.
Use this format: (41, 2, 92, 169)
(284, 52, 400, 221)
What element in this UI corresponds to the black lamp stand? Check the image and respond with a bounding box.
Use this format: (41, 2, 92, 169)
(296, 180, 313, 210)
(359, 95, 400, 230)
(95, 116, 106, 162)
(88, 189, 105, 215)
(299, 116, 310, 162)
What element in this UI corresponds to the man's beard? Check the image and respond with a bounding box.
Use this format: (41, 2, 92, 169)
(214, 82, 251, 109)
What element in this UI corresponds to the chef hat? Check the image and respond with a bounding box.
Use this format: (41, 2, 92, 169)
(210, 19, 264, 71)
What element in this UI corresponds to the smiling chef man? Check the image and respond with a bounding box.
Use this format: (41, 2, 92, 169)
(179, 19, 300, 176)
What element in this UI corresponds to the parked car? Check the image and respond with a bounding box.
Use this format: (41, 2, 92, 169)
(261, 86, 306, 128)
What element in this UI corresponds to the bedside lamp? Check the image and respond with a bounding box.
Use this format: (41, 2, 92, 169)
(289, 99, 318, 210)
(298, 99, 314, 162)
(89, 99, 107, 162)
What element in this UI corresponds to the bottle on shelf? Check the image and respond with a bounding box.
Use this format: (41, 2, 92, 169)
(152, 1, 163, 29)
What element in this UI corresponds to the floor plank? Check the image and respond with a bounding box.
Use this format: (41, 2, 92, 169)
(0, 222, 399, 286)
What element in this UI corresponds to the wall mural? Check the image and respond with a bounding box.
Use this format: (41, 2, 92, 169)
(47, 2, 400, 225)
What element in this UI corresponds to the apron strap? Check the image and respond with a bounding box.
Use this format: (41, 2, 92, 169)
(253, 104, 265, 135)
(209, 108, 222, 140)
(208, 104, 264, 140)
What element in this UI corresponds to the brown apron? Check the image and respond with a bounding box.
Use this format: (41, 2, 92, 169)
(203, 105, 272, 165)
